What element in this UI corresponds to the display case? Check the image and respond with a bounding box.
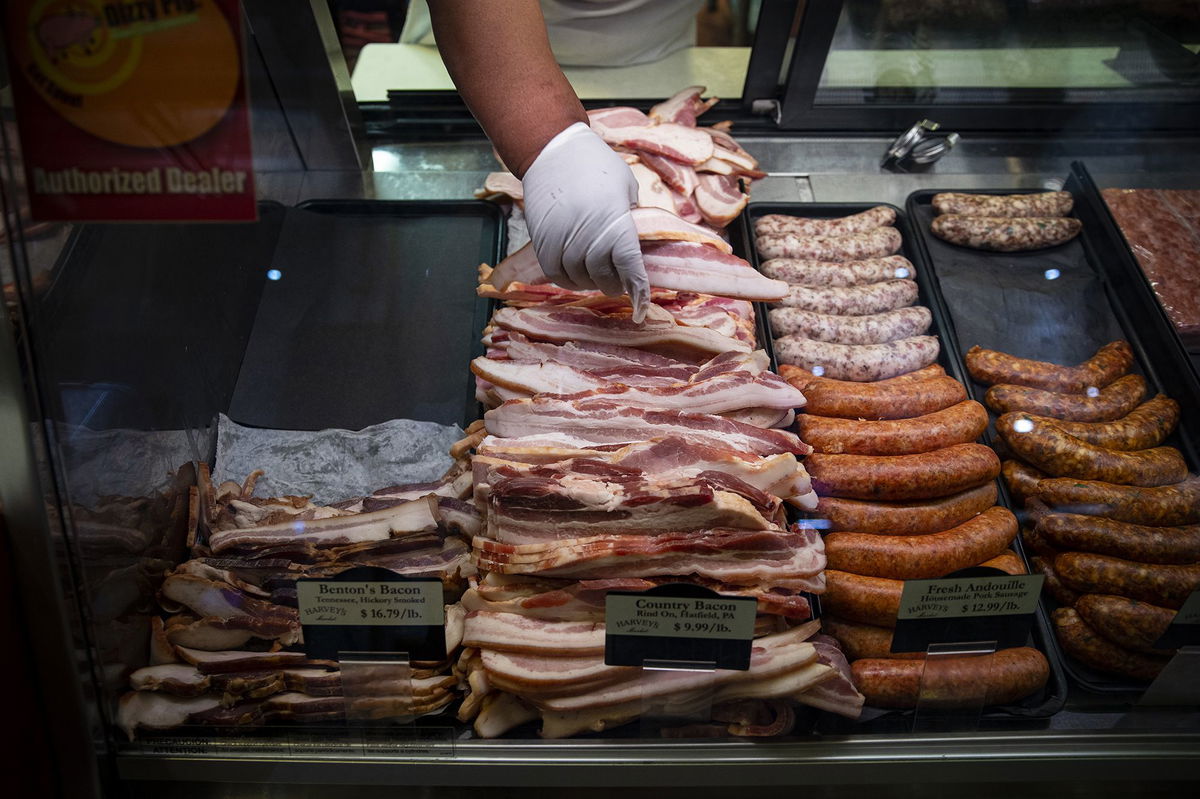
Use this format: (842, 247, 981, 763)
(3, 2, 1200, 797)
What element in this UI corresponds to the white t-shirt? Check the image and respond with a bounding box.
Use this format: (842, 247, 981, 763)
(401, 0, 702, 67)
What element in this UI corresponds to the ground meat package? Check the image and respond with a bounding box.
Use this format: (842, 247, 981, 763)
(1101, 188, 1200, 349)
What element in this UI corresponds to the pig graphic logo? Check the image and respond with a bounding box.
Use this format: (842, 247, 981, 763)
(35, 6, 101, 62)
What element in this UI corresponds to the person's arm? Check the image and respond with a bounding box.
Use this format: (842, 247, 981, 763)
(427, 0, 585, 177)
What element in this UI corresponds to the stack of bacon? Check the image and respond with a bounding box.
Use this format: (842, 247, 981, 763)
(115, 463, 478, 739)
(480, 86, 763, 230)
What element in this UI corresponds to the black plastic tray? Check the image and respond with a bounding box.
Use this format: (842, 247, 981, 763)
(228, 200, 503, 432)
(742, 202, 1068, 722)
(906, 182, 1200, 695)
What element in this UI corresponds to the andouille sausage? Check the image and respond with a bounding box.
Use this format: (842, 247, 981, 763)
(930, 215, 1082, 252)
(996, 413, 1188, 487)
(1036, 512, 1200, 565)
(985, 374, 1146, 422)
(768, 306, 931, 345)
(851, 647, 1049, 709)
(1036, 475, 1200, 526)
(1002, 395, 1179, 451)
(795, 375, 965, 420)
(807, 443, 999, 501)
(964, 340, 1133, 392)
(980, 550, 1027, 575)
(1021, 501, 1061, 558)
(824, 506, 1017, 579)
(1052, 606, 1167, 681)
(759, 255, 913, 287)
(1073, 594, 1177, 656)
(823, 570, 903, 627)
(1054, 552, 1200, 609)
(757, 226, 903, 261)
(932, 191, 1073, 218)
(774, 279, 918, 315)
(754, 206, 897, 238)
(1031, 555, 1080, 605)
(779, 362, 944, 390)
(1002, 460, 1047, 506)
(815, 482, 998, 534)
(774, 335, 939, 382)
(820, 617, 922, 661)
(797, 400, 989, 455)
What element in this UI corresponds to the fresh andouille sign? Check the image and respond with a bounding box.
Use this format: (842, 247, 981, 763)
(5, 0, 256, 221)
(891, 568, 1044, 653)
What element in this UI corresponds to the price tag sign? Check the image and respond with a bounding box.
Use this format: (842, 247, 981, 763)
(891, 570, 1044, 654)
(297, 566, 445, 661)
(604, 583, 757, 670)
(1153, 590, 1200, 650)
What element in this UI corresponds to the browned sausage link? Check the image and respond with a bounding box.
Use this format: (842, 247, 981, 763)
(824, 506, 1017, 579)
(798, 376, 966, 421)
(997, 413, 1188, 487)
(815, 482, 997, 535)
(1054, 552, 1200, 609)
(1020, 499, 1061, 558)
(1036, 475, 1200, 526)
(1036, 512, 1200, 565)
(1002, 459, 1047, 506)
(964, 340, 1133, 392)
(1031, 555, 1080, 605)
(823, 570, 903, 627)
(1073, 594, 1178, 656)
(985, 374, 1146, 422)
(1052, 607, 1168, 681)
(850, 647, 1050, 709)
(1005, 395, 1179, 451)
(820, 616, 923, 661)
(980, 550, 1026, 575)
(798, 400, 989, 456)
(779, 362, 945, 391)
(932, 191, 1074, 218)
(807, 443, 1000, 501)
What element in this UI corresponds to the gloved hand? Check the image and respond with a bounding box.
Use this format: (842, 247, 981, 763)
(521, 122, 650, 321)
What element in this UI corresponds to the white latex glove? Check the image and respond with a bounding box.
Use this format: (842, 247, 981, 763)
(522, 122, 650, 321)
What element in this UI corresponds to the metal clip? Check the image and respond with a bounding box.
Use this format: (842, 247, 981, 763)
(882, 120, 959, 170)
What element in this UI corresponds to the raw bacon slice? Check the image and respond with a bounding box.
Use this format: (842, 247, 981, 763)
(596, 122, 714, 166)
(488, 243, 544, 292)
(117, 692, 222, 740)
(632, 207, 731, 252)
(640, 241, 785, 301)
(479, 172, 523, 202)
(630, 162, 675, 213)
(173, 647, 308, 674)
(649, 86, 719, 127)
(695, 174, 750, 229)
(462, 611, 605, 655)
(587, 106, 652, 135)
(129, 664, 212, 696)
(159, 574, 301, 631)
(639, 151, 700, 196)
(502, 333, 698, 377)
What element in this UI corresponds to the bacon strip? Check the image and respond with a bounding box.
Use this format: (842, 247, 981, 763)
(640, 241, 785, 301)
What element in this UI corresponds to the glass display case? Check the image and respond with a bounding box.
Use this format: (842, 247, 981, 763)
(3, 2, 1200, 797)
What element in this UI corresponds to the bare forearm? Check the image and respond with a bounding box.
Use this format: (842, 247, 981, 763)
(429, 0, 586, 176)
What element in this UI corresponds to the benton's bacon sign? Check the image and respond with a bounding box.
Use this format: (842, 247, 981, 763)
(5, 0, 256, 221)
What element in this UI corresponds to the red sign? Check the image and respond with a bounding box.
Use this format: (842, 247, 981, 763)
(5, 0, 255, 221)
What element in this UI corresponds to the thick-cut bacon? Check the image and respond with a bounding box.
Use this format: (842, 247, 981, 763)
(117, 692, 223, 740)
(649, 86, 719, 127)
(631, 207, 731, 252)
(639, 151, 699, 196)
(488, 243, 544, 292)
(462, 611, 605, 655)
(587, 106, 652, 134)
(640, 241, 785, 301)
(160, 574, 300, 631)
(174, 647, 309, 674)
(630, 162, 675, 213)
(695, 174, 750, 228)
(480, 172, 523, 202)
(502, 333, 696, 375)
(596, 122, 714, 166)
(164, 614, 302, 650)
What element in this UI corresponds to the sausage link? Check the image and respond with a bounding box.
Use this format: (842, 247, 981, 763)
(808, 443, 999, 501)
(851, 648, 1049, 709)
(1036, 512, 1200, 565)
(931, 215, 1082, 252)
(985, 374, 1146, 422)
(798, 400, 988, 455)
(824, 506, 1017, 579)
(794, 375, 965, 421)
(980, 550, 1026, 575)
(754, 207, 897, 238)
(823, 570, 903, 627)
(815, 482, 997, 534)
(774, 335, 940, 382)
(932, 191, 1074, 218)
(997, 413, 1188, 487)
(779, 362, 944, 390)
(1021, 500, 1061, 558)
(757, 226, 903, 261)
(768, 306, 931, 345)
(774, 279, 918, 315)
(1074, 594, 1177, 656)
(965, 340, 1133, 392)
(1036, 475, 1200, 526)
(1002, 459, 1046, 506)
(1003, 395, 1179, 451)
(1053, 606, 1167, 681)
(1031, 555, 1081, 605)
(820, 616, 924, 661)
(1054, 552, 1200, 609)
(760, 255, 913, 286)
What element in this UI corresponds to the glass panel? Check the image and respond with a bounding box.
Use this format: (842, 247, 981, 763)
(815, 0, 1200, 105)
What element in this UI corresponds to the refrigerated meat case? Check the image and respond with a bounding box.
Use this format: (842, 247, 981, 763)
(3, 1, 1200, 796)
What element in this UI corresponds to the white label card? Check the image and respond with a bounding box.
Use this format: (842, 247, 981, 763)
(297, 580, 444, 627)
(605, 594, 756, 640)
(898, 574, 1044, 620)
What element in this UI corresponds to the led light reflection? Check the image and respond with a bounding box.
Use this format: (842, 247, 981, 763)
(811, 365, 825, 377)
(1012, 418, 1034, 433)
(267, 269, 282, 281)
(1044, 269, 1061, 280)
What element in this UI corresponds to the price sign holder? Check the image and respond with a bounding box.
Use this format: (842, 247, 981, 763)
(605, 584, 757, 670)
(1137, 646, 1200, 708)
(297, 566, 446, 662)
(911, 641, 998, 732)
(891, 567, 1044, 653)
(638, 659, 719, 736)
